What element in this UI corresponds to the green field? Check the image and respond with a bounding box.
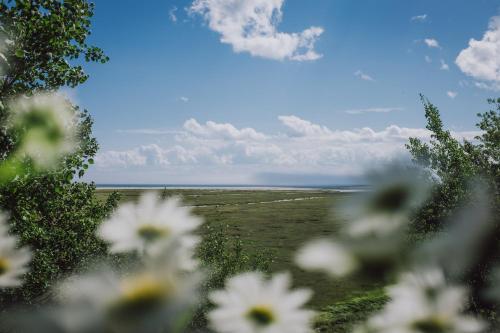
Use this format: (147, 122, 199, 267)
(96, 188, 382, 311)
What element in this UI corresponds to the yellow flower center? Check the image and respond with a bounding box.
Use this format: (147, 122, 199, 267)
(0, 258, 10, 275)
(371, 184, 410, 213)
(22, 109, 65, 144)
(411, 315, 451, 333)
(247, 305, 275, 326)
(137, 224, 169, 242)
(108, 274, 173, 321)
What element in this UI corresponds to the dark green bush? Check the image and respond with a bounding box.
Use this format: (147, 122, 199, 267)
(0, 181, 120, 306)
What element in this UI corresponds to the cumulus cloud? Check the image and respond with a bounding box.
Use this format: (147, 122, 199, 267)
(189, 0, 324, 61)
(183, 118, 267, 140)
(343, 107, 404, 115)
(447, 91, 458, 99)
(354, 70, 375, 81)
(411, 14, 428, 22)
(278, 115, 332, 137)
(456, 16, 500, 91)
(96, 116, 479, 182)
(424, 38, 440, 48)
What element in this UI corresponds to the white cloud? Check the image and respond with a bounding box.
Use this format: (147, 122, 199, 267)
(447, 91, 458, 99)
(183, 118, 267, 140)
(95, 117, 479, 184)
(278, 115, 332, 137)
(354, 70, 375, 81)
(456, 16, 500, 91)
(169, 6, 178, 23)
(411, 14, 428, 22)
(343, 107, 404, 115)
(474, 81, 500, 91)
(440, 59, 449, 71)
(189, 0, 324, 61)
(180, 96, 189, 102)
(425, 55, 432, 63)
(424, 38, 440, 48)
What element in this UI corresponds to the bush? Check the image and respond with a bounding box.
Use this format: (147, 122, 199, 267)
(0, 182, 120, 306)
(189, 223, 274, 330)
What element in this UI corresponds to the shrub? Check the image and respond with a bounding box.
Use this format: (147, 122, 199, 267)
(189, 223, 274, 330)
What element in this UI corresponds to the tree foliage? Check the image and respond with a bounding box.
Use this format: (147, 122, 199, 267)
(0, 0, 108, 97)
(406, 95, 499, 232)
(407, 96, 500, 313)
(0, 0, 118, 305)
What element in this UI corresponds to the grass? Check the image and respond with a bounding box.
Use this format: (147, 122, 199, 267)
(96, 188, 385, 330)
(314, 288, 388, 332)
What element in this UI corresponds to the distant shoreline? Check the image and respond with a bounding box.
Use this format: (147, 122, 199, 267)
(95, 184, 370, 192)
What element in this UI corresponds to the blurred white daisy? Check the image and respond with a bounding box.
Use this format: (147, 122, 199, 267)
(343, 214, 407, 238)
(0, 214, 31, 288)
(357, 268, 485, 333)
(97, 193, 202, 261)
(147, 234, 201, 272)
(208, 272, 314, 333)
(295, 239, 357, 277)
(56, 266, 199, 333)
(9, 93, 78, 169)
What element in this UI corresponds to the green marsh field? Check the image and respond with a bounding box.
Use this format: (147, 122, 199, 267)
(96, 189, 382, 311)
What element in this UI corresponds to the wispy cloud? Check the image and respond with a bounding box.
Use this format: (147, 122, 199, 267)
(354, 70, 375, 81)
(425, 55, 432, 63)
(168, 6, 178, 23)
(411, 14, 428, 22)
(424, 38, 440, 48)
(180, 96, 189, 102)
(440, 59, 450, 71)
(115, 129, 182, 135)
(447, 91, 458, 99)
(343, 107, 404, 115)
(189, 0, 323, 61)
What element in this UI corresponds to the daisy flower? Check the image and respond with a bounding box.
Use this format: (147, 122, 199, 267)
(97, 193, 202, 261)
(208, 272, 314, 333)
(9, 93, 78, 169)
(357, 268, 485, 333)
(0, 214, 31, 288)
(295, 239, 357, 277)
(56, 266, 199, 333)
(343, 214, 407, 239)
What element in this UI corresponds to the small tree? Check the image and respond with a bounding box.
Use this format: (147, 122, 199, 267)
(406, 96, 499, 232)
(0, 0, 118, 305)
(407, 96, 500, 313)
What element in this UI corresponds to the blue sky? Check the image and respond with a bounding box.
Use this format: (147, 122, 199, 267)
(76, 0, 500, 185)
